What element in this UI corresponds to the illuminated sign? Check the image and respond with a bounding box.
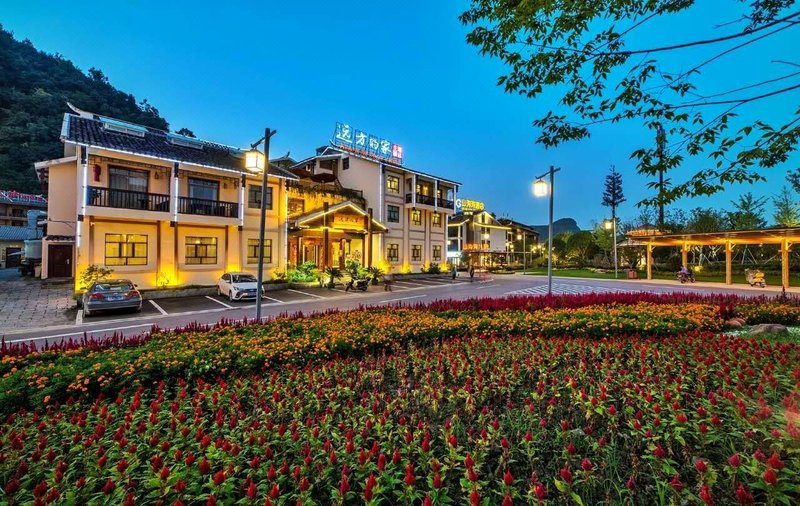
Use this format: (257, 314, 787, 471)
(333, 122, 403, 164)
(455, 198, 485, 213)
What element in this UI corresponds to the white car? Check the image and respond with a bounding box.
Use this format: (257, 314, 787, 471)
(217, 272, 264, 301)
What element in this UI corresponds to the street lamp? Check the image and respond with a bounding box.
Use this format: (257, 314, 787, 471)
(603, 218, 619, 278)
(532, 166, 561, 295)
(245, 127, 277, 322)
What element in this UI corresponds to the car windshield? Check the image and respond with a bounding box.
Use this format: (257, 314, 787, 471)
(94, 282, 134, 292)
(231, 274, 257, 283)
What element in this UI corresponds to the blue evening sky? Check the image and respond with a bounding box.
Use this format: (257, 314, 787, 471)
(3, 1, 799, 229)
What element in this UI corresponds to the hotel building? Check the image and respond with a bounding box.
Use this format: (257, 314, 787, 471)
(34, 112, 459, 289)
(447, 199, 512, 267)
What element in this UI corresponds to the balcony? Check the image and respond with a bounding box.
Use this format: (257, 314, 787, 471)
(438, 197, 454, 210)
(87, 186, 170, 212)
(405, 193, 436, 206)
(178, 197, 238, 218)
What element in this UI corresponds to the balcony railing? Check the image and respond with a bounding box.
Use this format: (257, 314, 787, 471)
(405, 193, 436, 206)
(438, 197, 454, 209)
(87, 186, 170, 212)
(178, 197, 238, 218)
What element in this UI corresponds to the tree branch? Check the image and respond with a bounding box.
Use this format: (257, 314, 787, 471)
(666, 83, 800, 109)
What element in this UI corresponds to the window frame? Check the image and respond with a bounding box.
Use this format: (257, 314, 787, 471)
(188, 177, 219, 201)
(185, 236, 218, 265)
(108, 166, 149, 193)
(386, 243, 400, 262)
(432, 245, 442, 261)
(248, 185, 274, 210)
(387, 205, 400, 223)
(432, 212, 441, 227)
(411, 244, 422, 262)
(246, 238, 273, 265)
(411, 209, 422, 226)
(104, 233, 148, 266)
(386, 175, 400, 194)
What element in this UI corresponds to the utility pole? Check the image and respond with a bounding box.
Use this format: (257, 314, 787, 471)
(656, 125, 666, 231)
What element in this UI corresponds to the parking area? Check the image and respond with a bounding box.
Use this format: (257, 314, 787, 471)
(78, 277, 472, 324)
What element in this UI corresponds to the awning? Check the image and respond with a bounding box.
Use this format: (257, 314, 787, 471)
(292, 201, 387, 233)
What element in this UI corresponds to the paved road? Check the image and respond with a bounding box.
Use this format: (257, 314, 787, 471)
(1, 274, 785, 347)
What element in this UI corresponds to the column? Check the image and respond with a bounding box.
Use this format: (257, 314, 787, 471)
(781, 240, 791, 289)
(367, 208, 373, 268)
(322, 202, 329, 269)
(725, 242, 733, 285)
(227, 225, 241, 272)
(681, 243, 688, 268)
(646, 243, 653, 280)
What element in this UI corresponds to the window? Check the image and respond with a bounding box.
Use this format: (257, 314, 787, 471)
(411, 209, 422, 226)
(248, 185, 273, 210)
(432, 212, 441, 227)
(432, 245, 442, 261)
(247, 239, 272, 264)
(105, 234, 147, 266)
(109, 166, 148, 193)
(185, 237, 217, 265)
(387, 205, 400, 223)
(188, 178, 218, 201)
(411, 244, 422, 262)
(386, 175, 400, 193)
(342, 158, 349, 170)
(387, 243, 399, 262)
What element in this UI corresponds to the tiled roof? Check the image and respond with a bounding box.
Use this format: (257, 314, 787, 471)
(61, 113, 297, 180)
(0, 226, 35, 241)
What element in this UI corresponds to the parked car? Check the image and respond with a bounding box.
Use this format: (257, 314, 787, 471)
(82, 279, 142, 317)
(217, 272, 264, 301)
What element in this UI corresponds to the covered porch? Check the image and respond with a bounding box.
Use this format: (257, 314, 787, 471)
(634, 227, 800, 288)
(288, 201, 386, 269)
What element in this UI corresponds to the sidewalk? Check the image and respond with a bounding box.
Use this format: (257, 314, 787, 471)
(0, 271, 76, 332)
(626, 277, 797, 294)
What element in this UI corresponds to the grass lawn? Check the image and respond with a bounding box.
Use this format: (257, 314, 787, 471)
(523, 268, 624, 279)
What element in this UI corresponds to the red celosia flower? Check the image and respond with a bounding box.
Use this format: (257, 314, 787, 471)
(566, 442, 576, 455)
(654, 445, 666, 459)
(404, 464, 415, 486)
(468, 467, 479, 482)
(695, 460, 708, 473)
(206, 495, 216, 506)
(767, 452, 784, 470)
(470, 486, 480, 506)
(433, 473, 443, 489)
(465, 454, 474, 469)
(339, 473, 349, 496)
(4, 478, 20, 495)
(299, 477, 310, 491)
(559, 465, 572, 484)
(581, 458, 593, 472)
(503, 469, 513, 486)
(160, 466, 170, 481)
(102, 478, 116, 494)
(213, 470, 225, 486)
(735, 484, 754, 504)
(269, 483, 280, 499)
(364, 474, 376, 500)
(423, 496, 433, 506)
(764, 467, 777, 486)
(246, 482, 258, 500)
(699, 484, 713, 505)
(175, 479, 187, 493)
(377, 453, 386, 471)
(669, 475, 683, 492)
(535, 483, 546, 500)
(626, 477, 635, 490)
(502, 493, 513, 506)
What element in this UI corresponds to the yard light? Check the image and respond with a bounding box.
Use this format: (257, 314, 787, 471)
(603, 219, 613, 230)
(244, 148, 265, 173)
(532, 178, 549, 197)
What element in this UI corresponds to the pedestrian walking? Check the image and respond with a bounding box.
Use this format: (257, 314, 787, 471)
(384, 272, 393, 291)
(451, 264, 457, 281)
(469, 265, 475, 282)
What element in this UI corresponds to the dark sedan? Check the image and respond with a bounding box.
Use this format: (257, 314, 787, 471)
(82, 279, 143, 317)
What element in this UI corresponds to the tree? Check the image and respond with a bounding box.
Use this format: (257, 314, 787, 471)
(565, 230, 597, 266)
(460, 2, 800, 207)
(728, 192, 767, 230)
(686, 208, 727, 233)
(772, 186, 800, 226)
(176, 127, 196, 138)
(601, 165, 625, 222)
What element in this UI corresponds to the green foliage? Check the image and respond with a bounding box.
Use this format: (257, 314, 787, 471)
(686, 207, 728, 233)
(423, 262, 442, 274)
(78, 264, 113, 291)
(772, 186, 800, 227)
(727, 192, 767, 230)
(601, 166, 625, 217)
(286, 261, 319, 283)
(0, 25, 169, 192)
(459, 2, 800, 206)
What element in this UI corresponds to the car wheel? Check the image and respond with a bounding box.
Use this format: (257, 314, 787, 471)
(217, 287, 222, 296)
(136, 305, 142, 313)
(83, 307, 92, 317)
(229, 291, 235, 302)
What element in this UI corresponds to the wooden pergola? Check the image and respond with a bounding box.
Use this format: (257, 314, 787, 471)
(631, 227, 800, 287)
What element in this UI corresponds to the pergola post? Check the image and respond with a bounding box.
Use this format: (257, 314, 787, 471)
(725, 242, 733, 285)
(646, 243, 653, 280)
(681, 243, 689, 268)
(781, 239, 791, 289)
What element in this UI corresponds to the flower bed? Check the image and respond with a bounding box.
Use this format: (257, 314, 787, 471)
(1, 331, 798, 505)
(0, 302, 722, 415)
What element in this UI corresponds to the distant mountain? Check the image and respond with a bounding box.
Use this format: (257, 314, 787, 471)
(0, 25, 169, 193)
(533, 218, 580, 241)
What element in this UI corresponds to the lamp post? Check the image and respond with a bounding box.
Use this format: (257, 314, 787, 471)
(533, 165, 561, 296)
(604, 218, 618, 278)
(245, 127, 277, 322)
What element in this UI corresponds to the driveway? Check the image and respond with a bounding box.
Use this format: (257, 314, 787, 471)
(0, 269, 76, 332)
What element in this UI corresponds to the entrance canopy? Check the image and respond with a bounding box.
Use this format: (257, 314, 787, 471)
(630, 227, 800, 287)
(293, 201, 387, 233)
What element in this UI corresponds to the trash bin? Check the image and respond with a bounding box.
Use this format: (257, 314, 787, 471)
(627, 269, 637, 279)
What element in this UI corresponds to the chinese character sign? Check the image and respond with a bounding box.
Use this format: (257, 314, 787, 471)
(332, 122, 403, 164)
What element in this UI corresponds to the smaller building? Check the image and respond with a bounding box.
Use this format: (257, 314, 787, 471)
(447, 199, 511, 267)
(497, 217, 540, 268)
(0, 190, 47, 227)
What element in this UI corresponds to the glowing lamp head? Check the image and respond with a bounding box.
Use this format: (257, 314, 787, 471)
(604, 219, 613, 230)
(516, 233, 522, 240)
(245, 148, 266, 174)
(532, 179, 549, 197)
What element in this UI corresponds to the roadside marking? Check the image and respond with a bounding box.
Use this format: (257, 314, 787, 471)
(393, 280, 428, 287)
(380, 294, 427, 303)
(148, 300, 168, 315)
(75, 309, 83, 325)
(205, 296, 234, 309)
(288, 289, 324, 299)
(5, 323, 156, 343)
(261, 295, 284, 304)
